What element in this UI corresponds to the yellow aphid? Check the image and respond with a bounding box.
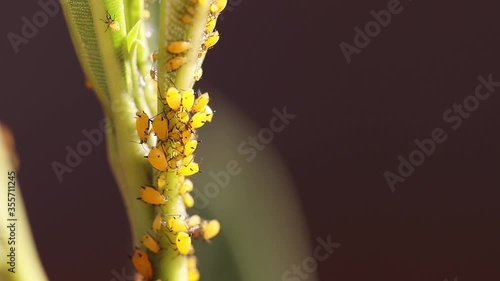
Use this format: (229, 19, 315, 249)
(139, 186, 168, 205)
(175, 121, 187, 131)
(167, 217, 188, 233)
(203, 31, 220, 50)
(168, 157, 179, 170)
(188, 219, 221, 242)
(166, 56, 187, 72)
(189, 112, 207, 129)
(101, 11, 120, 32)
(192, 92, 210, 112)
(209, 4, 218, 13)
(142, 234, 160, 254)
(202, 105, 214, 122)
(165, 87, 182, 111)
(216, 0, 228, 13)
(210, 0, 227, 14)
(206, 16, 216, 34)
(131, 249, 153, 281)
(157, 174, 167, 189)
(176, 232, 192, 255)
(187, 215, 201, 227)
(178, 162, 200, 176)
(181, 14, 193, 24)
(182, 154, 194, 166)
(180, 179, 194, 195)
(152, 213, 162, 233)
(182, 130, 193, 144)
(178, 111, 190, 124)
(194, 67, 203, 81)
(148, 147, 168, 171)
(136, 111, 150, 143)
(152, 115, 168, 142)
(166, 111, 176, 121)
(203, 220, 221, 240)
(171, 127, 183, 142)
(183, 193, 195, 208)
(188, 267, 200, 281)
(172, 142, 184, 156)
(181, 89, 195, 111)
(167, 41, 192, 54)
(184, 140, 198, 156)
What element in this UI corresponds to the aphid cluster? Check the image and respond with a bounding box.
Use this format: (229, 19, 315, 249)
(196, 0, 223, 76)
(134, 81, 218, 281)
(131, 1, 227, 280)
(149, 0, 225, 82)
(139, 87, 212, 174)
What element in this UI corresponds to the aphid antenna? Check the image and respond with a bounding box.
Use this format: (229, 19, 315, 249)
(138, 142, 150, 155)
(164, 213, 183, 218)
(195, 89, 203, 97)
(166, 75, 180, 89)
(195, 156, 205, 167)
(129, 139, 151, 151)
(149, 111, 165, 121)
(136, 110, 152, 120)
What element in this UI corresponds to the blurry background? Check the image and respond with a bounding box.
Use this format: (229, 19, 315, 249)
(1, 0, 500, 280)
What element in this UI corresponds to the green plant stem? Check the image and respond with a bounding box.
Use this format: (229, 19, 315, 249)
(64, 1, 216, 279)
(157, 0, 211, 92)
(62, 0, 156, 247)
(154, 1, 212, 280)
(155, 171, 188, 280)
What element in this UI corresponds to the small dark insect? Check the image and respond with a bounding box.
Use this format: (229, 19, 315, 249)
(101, 11, 120, 32)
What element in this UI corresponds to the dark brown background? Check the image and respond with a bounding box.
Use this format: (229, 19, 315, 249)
(1, 0, 500, 280)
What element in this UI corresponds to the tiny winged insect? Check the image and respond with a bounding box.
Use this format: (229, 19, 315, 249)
(188, 219, 220, 241)
(101, 11, 120, 32)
